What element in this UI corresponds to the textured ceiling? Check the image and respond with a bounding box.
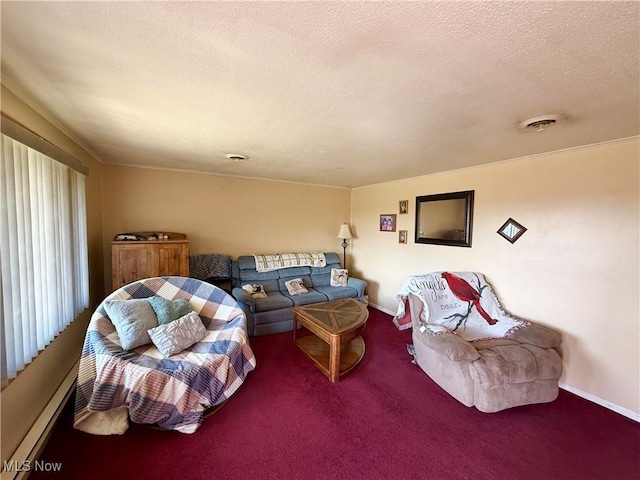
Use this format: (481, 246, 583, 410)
(1, 1, 638, 188)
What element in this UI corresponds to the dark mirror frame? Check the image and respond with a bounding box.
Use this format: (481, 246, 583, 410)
(415, 190, 474, 247)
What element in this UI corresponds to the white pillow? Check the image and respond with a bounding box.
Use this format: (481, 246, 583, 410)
(285, 278, 308, 296)
(147, 311, 206, 357)
(242, 283, 268, 298)
(330, 268, 349, 287)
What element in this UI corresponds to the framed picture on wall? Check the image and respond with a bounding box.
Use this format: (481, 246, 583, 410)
(399, 200, 408, 214)
(399, 230, 407, 244)
(380, 214, 396, 232)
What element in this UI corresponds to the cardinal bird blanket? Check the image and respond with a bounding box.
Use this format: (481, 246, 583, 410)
(394, 271, 529, 341)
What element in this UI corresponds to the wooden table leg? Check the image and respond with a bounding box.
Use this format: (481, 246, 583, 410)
(329, 334, 340, 383)
(292, 315, 298, 345)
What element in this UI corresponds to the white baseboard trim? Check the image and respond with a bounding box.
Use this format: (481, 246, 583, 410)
(1, 360, 79, 480)
(369, 305, 640, 423)
(559, 382, 639, 422)
(369, 303, 395, 316)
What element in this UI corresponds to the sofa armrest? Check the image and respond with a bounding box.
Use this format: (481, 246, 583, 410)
(508, 323, 562, 349)
(231, 287, 256, 306)
(347, 277, 367, 298)
(416, 329, 480, 361)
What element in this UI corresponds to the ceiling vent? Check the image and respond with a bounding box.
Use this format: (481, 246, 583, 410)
(225, 153, 249, 162)
(519, 115, 563, 132)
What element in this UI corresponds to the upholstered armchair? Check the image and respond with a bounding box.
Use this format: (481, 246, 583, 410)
(396, 272, 562, 413)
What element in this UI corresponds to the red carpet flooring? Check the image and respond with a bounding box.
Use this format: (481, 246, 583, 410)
(31, 307, 639, 480)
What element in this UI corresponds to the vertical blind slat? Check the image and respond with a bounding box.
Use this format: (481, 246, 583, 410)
(0, 133, 89, 380)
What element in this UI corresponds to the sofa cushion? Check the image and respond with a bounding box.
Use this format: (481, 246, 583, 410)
(283, 287, 328, 306)
(277, 266, 311, 278)
(323, 252, 341, 265)
(309, 262, 341, 276)
(311, 273, 332, 287)
(255, 279, 280, 293)
(253, 292, 294, 313)
(237, 256, 258, 270)
(239, 269, 280, 283)
(314, 285, 358, 301)
(308, 263, 345, 286)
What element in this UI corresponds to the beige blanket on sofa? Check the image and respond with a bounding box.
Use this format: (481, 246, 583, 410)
(253, 252, 326, 272)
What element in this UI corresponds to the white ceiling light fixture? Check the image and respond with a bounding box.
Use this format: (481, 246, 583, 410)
(519, 114, 563, 132)
(225, 153, 249, 162)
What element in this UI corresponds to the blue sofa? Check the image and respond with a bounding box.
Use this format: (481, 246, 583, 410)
(231, 252, 367, 336)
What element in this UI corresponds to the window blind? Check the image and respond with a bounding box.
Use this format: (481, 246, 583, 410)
(0, 132, 89, 381)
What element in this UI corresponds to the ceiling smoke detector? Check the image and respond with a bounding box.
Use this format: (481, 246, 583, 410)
(225, 153, 249, 162)
(520, 115, 563, 132)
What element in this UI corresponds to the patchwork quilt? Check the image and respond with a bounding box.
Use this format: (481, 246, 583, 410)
(74, 277, 256, 434)
(253, 252, 326, 272)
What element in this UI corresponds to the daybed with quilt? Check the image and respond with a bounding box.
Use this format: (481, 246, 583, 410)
(74, 276, 256, 434)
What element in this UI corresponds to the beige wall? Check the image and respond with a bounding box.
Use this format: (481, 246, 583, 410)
(351, 138, 640, 415)
(1, 81, 637, 463)
(1, 86, 105, 461)
(101, 165, 351, 291)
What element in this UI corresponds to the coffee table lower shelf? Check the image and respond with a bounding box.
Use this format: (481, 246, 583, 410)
(295, 335, 365, 381)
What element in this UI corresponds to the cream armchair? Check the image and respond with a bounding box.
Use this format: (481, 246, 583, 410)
(398, 272, 562, 412)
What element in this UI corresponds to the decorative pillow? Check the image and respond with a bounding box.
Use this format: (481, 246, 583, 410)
(147, 311, 207, 357)
(146, 296, 194, 325)
(242, 283, 268, 299)
(103, 299, 158, 350)
(285, 278, 308, 295)
(330, 268, 349, 287)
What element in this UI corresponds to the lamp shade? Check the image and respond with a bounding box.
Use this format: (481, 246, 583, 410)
(337, 224, 353, 239)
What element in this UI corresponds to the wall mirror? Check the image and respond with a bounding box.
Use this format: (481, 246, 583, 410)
(415, 190, 474, 247)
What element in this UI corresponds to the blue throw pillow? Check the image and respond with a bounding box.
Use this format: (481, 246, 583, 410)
(104, 299, 159, 350)
(146, 297, 194, 325)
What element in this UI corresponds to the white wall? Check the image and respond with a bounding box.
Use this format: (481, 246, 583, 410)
(350, 138, 639, 415)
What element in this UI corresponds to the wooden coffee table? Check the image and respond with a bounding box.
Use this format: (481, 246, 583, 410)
(292, 298, 368, 383)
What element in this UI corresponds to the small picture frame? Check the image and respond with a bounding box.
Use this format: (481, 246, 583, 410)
(398, 230, 407, 244)
(399, 200, 408, 214)
(497, 218, 527, 243)
(379, 214, 396, 232)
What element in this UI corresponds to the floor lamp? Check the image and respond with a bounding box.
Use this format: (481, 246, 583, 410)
(336, 224, 353, 269)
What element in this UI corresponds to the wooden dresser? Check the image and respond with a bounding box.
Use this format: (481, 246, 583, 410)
(111, 232, 189, 291)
